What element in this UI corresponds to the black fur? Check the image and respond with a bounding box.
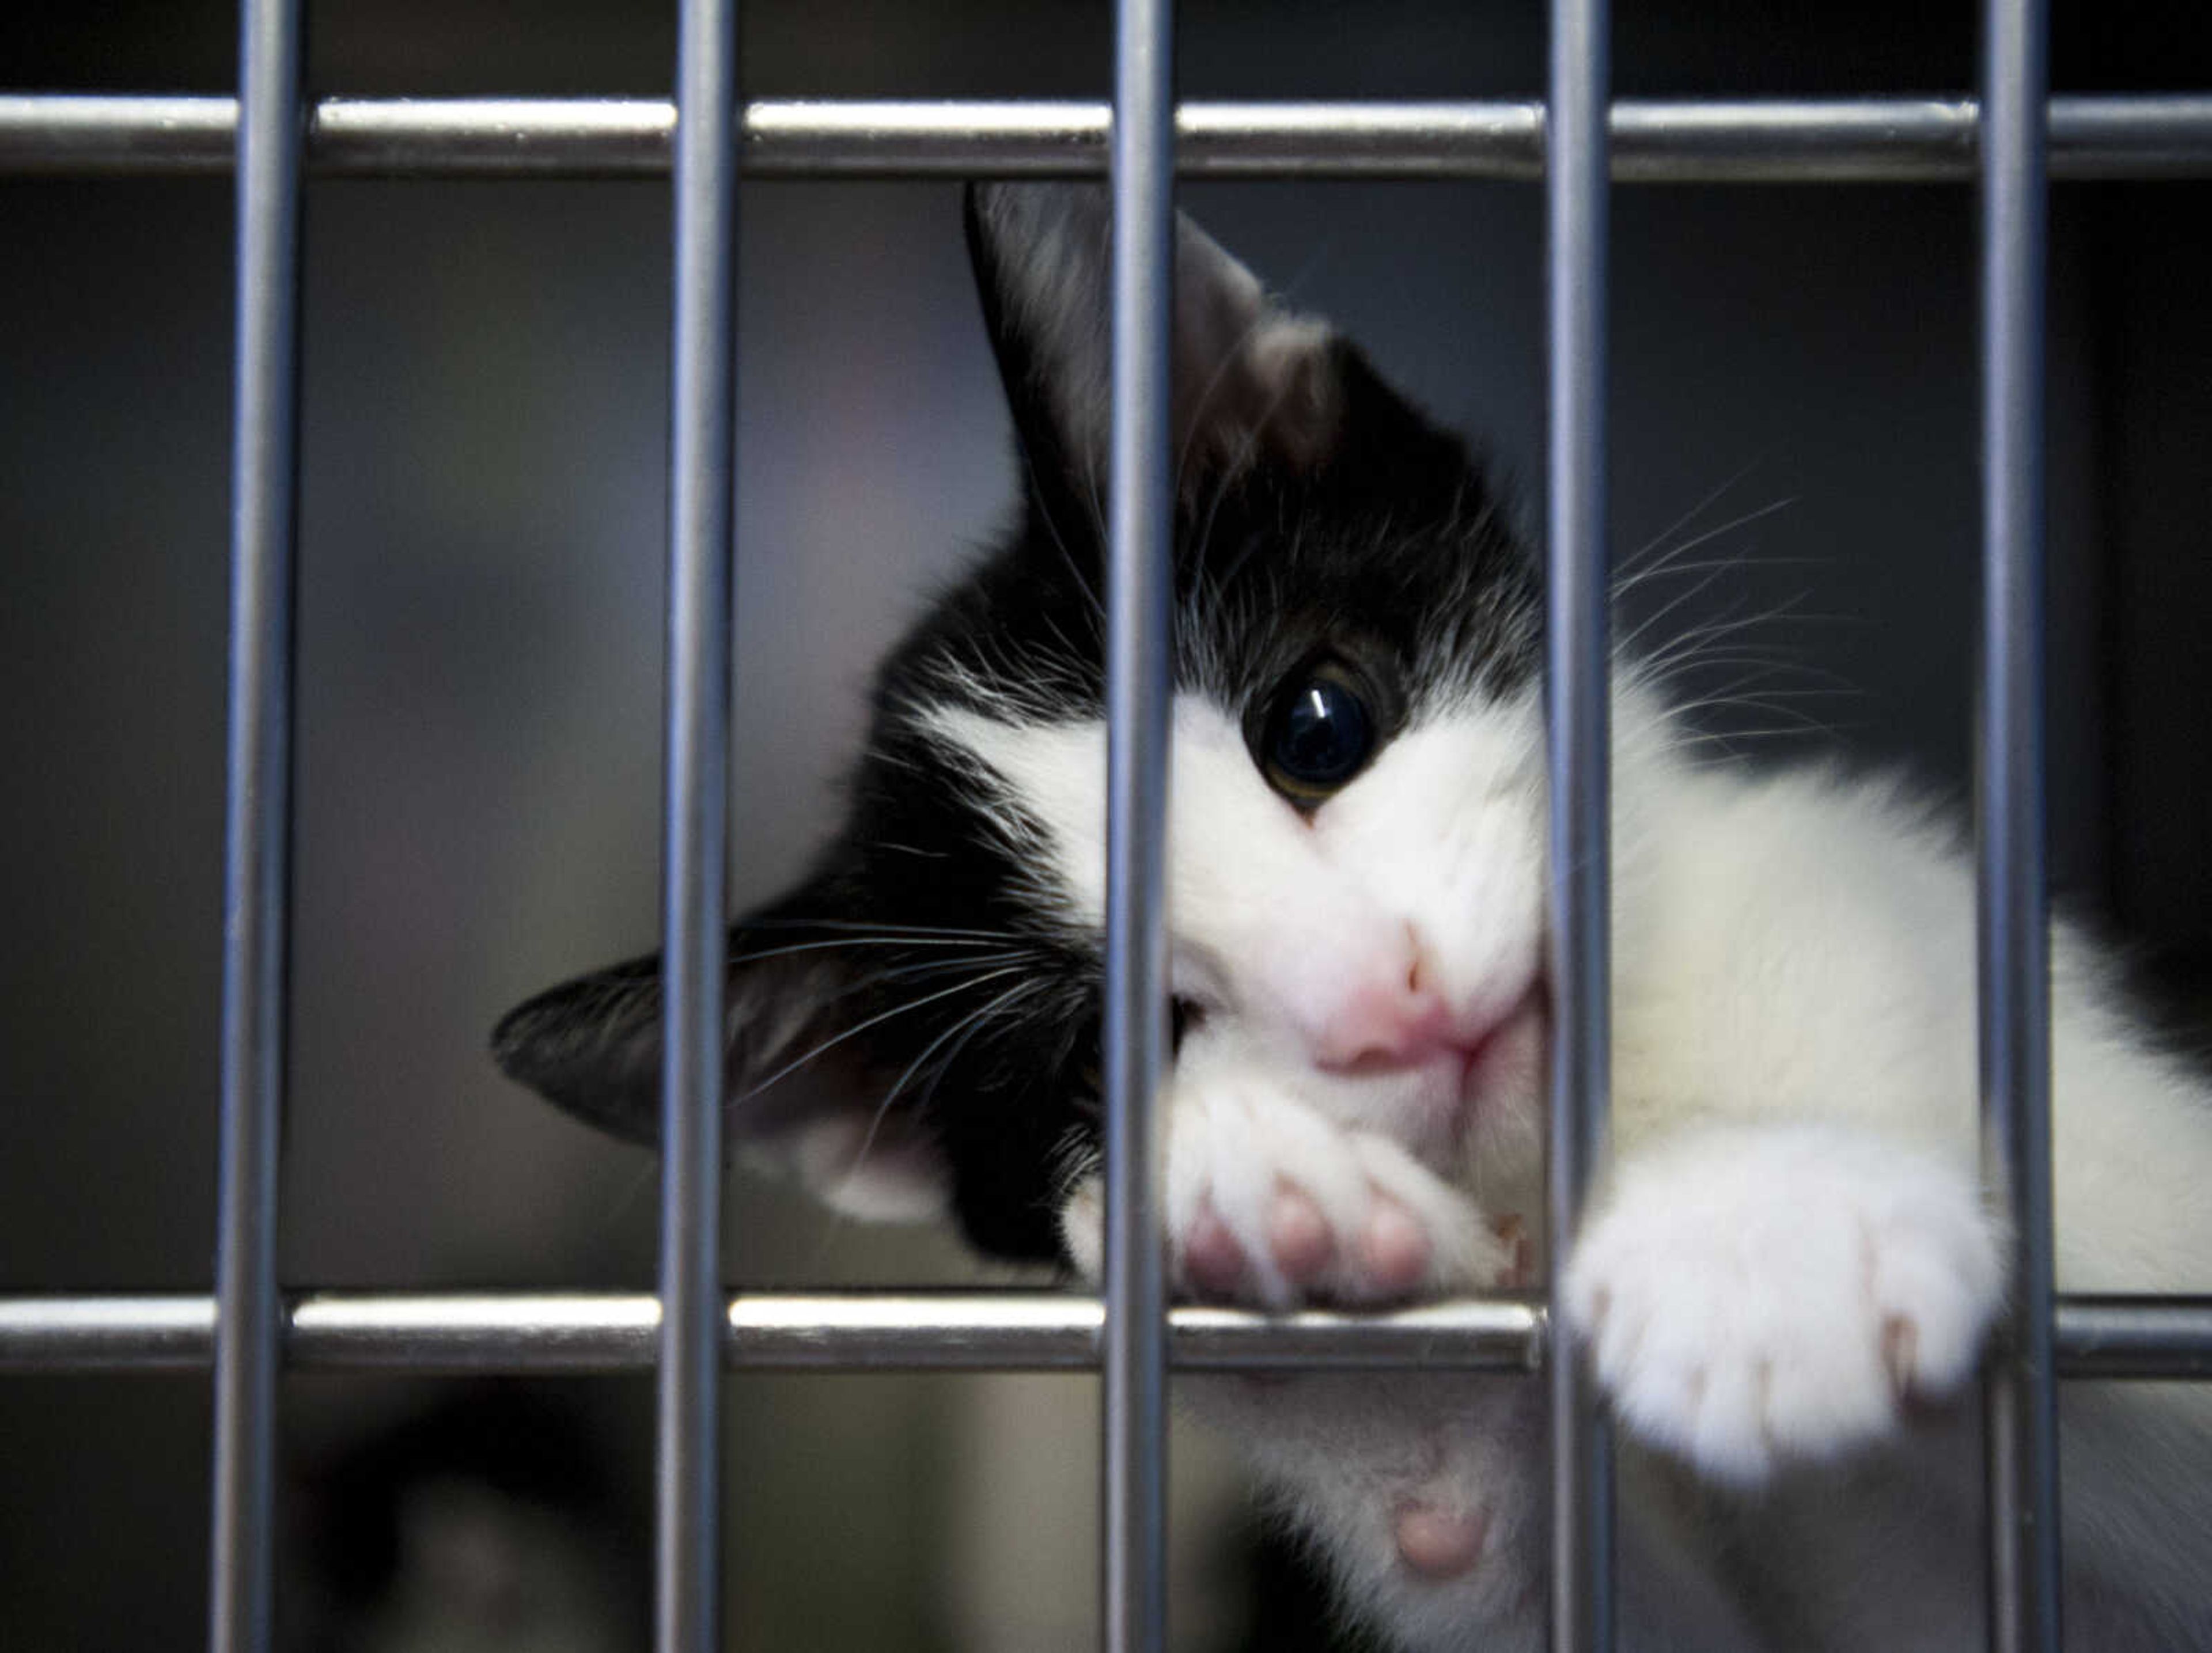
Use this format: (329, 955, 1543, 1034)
(493, 184, 1537, 1265)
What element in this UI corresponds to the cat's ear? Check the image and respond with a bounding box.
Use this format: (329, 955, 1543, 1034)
(490, 883, 949, 1224)
(964, 181, 1347, 502)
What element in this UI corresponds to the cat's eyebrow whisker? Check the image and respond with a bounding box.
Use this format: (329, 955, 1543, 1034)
(1678, 718, 1865, 750)
(1656, 656, 1863, 704)
(1692, 674, 1857, 706)
(1632, 646, 1851, 702)
(731, 965, 1027, 1102)
(1635, 626, 1805, 663)
(1616, 575, 1763, 664)
(1611, 506, 1800, 659)
(1662, 725, 1753, 758)
(1637, 644, 1838, 678)
(1667, 693, 1849, 736)
(1616, 449, 1780, 578)
(1660, 649, 1862, 718)
(1612, 518, 1805, 670)
(1622, 589, 1846, 665)
(1618, 586, 1751, 664)
(1611, 548, 1824, 605)
(1634, 493, 1798, 571)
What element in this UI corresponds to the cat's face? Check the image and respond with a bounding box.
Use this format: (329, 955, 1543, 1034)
(495, 185, 1550, 1263)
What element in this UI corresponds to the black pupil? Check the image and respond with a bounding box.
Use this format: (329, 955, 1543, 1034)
(1272, 676, 1373, 787)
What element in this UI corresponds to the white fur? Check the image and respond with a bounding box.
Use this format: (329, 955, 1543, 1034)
(1567, 1122, 2005, 1485)
(926, 674, 2212, 1650)
(920, 695, 1542, 1101)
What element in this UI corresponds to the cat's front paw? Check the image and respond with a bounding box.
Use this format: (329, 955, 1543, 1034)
(1061, 1079, 1517, 1308)
(1563, 1123, 2005, 1485)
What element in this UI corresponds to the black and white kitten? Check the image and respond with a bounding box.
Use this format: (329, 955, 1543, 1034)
(495, 184, 2212, 1651)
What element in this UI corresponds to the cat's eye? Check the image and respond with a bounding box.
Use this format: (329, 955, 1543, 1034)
(1260, 661, 1378, 802)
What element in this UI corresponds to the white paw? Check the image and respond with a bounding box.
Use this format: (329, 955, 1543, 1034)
(1060, 1078, 1515, 1307)
(1563, 1124, 2006, 1485)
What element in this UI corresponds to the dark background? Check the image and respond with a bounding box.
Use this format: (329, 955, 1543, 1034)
(3, 1, 2210, 1647)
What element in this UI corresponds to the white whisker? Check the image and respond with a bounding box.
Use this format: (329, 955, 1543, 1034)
(1616, 449, 1779, 578)
(732, 966, 1027, 1102)
(835, 975, 1044, 1205)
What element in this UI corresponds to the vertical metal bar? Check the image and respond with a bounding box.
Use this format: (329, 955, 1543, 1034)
(1979, 0, 2061, 1647)
(1545, 0, 1615, 1648)
(1103, 0, 1175, 1644)
(208, 0, 302, 1648)
(658, 0, 737, 1647)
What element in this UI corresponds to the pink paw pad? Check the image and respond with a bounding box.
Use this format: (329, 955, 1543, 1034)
(1393, 1503, 1490, 1580)
(1360, 1197, 1432, 1294)
(1183, 1202, 1248, 1295)
(1267, 1185, 1335, 1283)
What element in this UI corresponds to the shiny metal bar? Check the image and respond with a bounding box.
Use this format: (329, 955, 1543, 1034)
(1979, 0, 2061, 1648)
(1103, 0, 1176, 1647)
(657, 0, 740, 1647)
(5, 1296, 221, 1371)
(6, 1292, 2205, 1377)
(6, 94, 2212, 180)
(209, 2, 302, 1650)
(1546, 0, 1616, 1650)
(2054, 1298, 2212, 1379)
(0, 1293, 1542, 1372)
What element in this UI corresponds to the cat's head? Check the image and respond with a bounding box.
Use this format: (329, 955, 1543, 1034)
(493, 184, 1549, 1263)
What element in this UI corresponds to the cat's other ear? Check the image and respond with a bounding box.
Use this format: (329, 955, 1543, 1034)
(965, 181, 1349, 501)
(490, 885, 949, 1224)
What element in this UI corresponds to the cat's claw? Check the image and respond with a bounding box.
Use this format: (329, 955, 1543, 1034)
(1563, 1123, 2006, 1486)
(1061, 1082, 1513, 1307)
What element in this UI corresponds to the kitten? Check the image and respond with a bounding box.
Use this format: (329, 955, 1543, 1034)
(494, 184, 2212, 1651)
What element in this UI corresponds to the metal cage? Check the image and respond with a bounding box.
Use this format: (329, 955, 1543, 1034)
(5, 3, 2212, 1651)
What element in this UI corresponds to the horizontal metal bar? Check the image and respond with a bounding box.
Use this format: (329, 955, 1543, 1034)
(0, 1292, 1537, 1374)
(2056, 1296, 2212, 1379)
(1, 1291, 2204, 1377)
(2, 94, 2210, 180)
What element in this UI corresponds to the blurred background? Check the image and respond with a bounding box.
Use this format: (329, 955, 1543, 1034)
(3, 1, 2210, 1647)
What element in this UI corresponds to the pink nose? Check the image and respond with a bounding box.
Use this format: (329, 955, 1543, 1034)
(1312, 976, 1453, 1072)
